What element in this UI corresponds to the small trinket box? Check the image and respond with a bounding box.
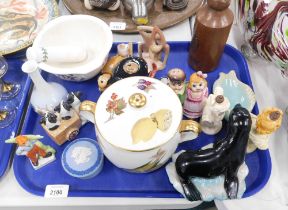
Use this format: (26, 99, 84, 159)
(61, 138, 104, 179)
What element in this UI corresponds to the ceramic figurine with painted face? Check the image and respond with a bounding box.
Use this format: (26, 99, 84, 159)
(171, 105, 252, 201)
(200, 87, 230, 135)
(247, 108, 283, 153)
(5, 135, 56, 170)
(183, 71, 208, 119)
(167, 68, 186, 104)
(138, 26, 170, 72)
(84, 0, 121, 11)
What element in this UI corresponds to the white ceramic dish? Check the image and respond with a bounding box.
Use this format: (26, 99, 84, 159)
(213, 70, 256, 118)
(32, 15, 113, 81)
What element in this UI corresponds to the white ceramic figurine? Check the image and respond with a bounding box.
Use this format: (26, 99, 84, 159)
(200, 87, 230, 135)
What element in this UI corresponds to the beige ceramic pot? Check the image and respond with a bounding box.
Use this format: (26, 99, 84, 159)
(80, 76, 200, 173)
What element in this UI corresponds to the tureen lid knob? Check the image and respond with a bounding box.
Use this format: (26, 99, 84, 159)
(269, 111, 281, 121)
(129, 93, 147, 108)
(215, 95, 224, 104)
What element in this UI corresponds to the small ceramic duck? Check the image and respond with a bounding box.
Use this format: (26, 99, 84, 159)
(247, 108, 283, 153)
(183, 71, 208, 119)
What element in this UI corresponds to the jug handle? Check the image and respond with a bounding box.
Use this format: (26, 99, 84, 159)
(179, 120, 201, 143)
(79, 100, 97, 124)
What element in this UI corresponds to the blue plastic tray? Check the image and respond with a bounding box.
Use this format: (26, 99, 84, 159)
(0, 56, 31, 178)
(14, 42, 271, 198)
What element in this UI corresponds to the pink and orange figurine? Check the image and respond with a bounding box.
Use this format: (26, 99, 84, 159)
(183, 71, 208, 119)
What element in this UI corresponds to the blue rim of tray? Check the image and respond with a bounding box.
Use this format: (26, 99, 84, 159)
(13, 42, 272, 198)
(0, 58, 32, 178)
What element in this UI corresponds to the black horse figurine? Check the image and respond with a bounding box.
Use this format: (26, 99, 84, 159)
(176, 104, 252, 201)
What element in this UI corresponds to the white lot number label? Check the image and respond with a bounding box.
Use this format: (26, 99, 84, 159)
(45, 185, 69, 198)
(110, 22, 126, 31)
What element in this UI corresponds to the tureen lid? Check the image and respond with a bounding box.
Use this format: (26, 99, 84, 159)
(95, 76, 183, 151)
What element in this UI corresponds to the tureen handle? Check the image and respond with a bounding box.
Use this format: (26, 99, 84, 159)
(79, 100, 97, 124)
(179, 120, 201, 143)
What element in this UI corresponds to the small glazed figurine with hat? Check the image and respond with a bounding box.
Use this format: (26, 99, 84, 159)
(167, 68, 186, 104)
(183, 71, 208, 119)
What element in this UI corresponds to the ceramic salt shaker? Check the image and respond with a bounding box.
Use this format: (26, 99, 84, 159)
(167, 68, 186, 104)
(200, 87, 230, 135)
(189, 0, 234, 72)
(183, 71, 208, 119)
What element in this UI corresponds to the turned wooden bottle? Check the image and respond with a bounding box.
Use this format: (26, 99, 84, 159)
(189, 0, 234, 72)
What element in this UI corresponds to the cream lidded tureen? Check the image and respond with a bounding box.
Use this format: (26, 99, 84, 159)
(80, 76, 200, 173)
